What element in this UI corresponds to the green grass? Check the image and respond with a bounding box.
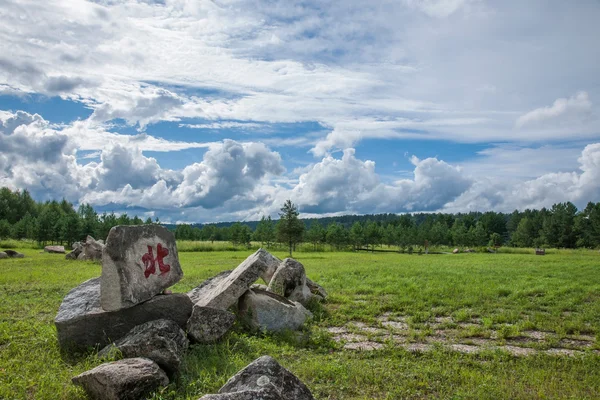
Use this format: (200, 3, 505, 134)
(1, 249, 599, 399)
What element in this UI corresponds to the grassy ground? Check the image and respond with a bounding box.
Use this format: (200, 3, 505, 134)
(1, 248, 599, 399)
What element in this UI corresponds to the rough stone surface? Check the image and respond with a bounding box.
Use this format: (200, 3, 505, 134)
(453, 248, 459, 254)
(101, 225, 183, 311)
(0, 252, 7, 259)
(305, 278, 327, 300)
(199, 388, 283, 400)
(238, 289, 312, 332)
(3, 249, 25, 258)
(55, 277, 192, 351)
(77, 236, 104, 261)
(268, 258, 312, 306)
(218, 355, 315, 400)
(258, 251, 282, 284)
(45, 245, 65, 253)
(72, 357, 168, 400)
(99, 319, 189, 375)
(191, 249, 273, 310)
(187, 270, 231, 304)
(187, 306, 236, 344)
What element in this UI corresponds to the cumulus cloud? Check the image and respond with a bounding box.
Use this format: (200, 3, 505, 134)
(516, 92, 592, 128)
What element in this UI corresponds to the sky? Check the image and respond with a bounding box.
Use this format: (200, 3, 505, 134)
(0, 0, 599, 223)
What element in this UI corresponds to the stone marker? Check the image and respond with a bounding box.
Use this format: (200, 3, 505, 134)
(55, 277, 192, 351)
(267, 258, 312, 306)
(190, 249, 272, 310)
(98, 319, 189, 375)
(238, 289, 312, 332)
(0, 252, 7, 259)
(44, 245, 65, 253)
(72, 357, 168, 400)
(101, 225, 183, 311)
(187, 306, 236, 344)
(218, 355, 315, 400)
(3, 249, 25, 258)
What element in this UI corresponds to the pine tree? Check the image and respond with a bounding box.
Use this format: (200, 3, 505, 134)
(277, 200, 304, 257)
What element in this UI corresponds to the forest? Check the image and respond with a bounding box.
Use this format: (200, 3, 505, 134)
(1, 186, 599, 249)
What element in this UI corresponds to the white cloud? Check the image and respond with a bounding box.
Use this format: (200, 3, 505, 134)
(516, 92, 592, 128)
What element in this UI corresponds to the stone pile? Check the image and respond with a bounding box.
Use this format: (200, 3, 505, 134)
(55, 225, 326, 400)
(66, 236, 105, 261)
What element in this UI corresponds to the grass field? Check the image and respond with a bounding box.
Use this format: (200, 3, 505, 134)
(1, 248, 600, 399)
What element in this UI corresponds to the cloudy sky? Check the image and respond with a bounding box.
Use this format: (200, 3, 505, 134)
(1, 0, 599, 223)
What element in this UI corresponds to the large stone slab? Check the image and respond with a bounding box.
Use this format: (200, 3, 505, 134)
(101, 225, 183, 311)
(191, 249, 273, 310)
(72, 357, 168, 400)
(98, 319, 189, 375)
(55, 277, 192, 351)
(187, 306, 236, 344)
(187, 270, 232, 304)
(238, 289, 312, 333)
(218, 355, 315, 400)
(44, 245, 65, 253)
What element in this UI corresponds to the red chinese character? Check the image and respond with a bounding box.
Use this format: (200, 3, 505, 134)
(142, 243, 171, 278)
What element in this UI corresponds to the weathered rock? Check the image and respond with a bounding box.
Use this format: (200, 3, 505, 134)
(55, 277, 192, 351)
(453, 248, 459, 254)
(258, 251, 282, 284)
(0, 252, 7, 259)
(3, 249, 25, 258)
(191, 249, 273, 310)
(238, 289, 312, 332)
(199, 388, 283, 400)
(218, 355, 315, 400)
(72, 357, 168, 400)
(268, 258, 312, 306)
(77, 236, 104, 261)
(187, 270, 232, 304)
(66, 241, 83, 260)
(187, 306, 236, 344)
(305, 278, 327, 300)
(251, 283, 268, 291)
(99, 319, 189, 375)
(101, 225, 183, 311)
(44, 245, 65, 253)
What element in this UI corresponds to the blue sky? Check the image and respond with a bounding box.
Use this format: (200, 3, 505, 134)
(1, 0, 599, 223)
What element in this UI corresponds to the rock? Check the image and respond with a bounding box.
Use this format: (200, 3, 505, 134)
(0, 252, 7, 259)
(77, 236, 104, 261)
(3, 249, 25, 258)
(199, 388, 283, 400)
(218, 355, 315, 400)
(251, 283, 268, 291)
(72, 357, 168, 400)
(101, 225, 183, 311)
(44, 245, 65, 253)
(186, 306, 236, 344)
(258, 251, 282, 284)
(66, 241, 83, 260)
(98, 319, 189, 375)
(55, 277, 192, 351)
(453, 248, 459, 254)
(191, 249, 273, 310)
(268, 258, 312, 306)
(305, 278, 327, 300)
(238, 289, 312, 332)
(188, 270, 232, 304)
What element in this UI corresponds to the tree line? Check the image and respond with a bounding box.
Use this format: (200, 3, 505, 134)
(0, 187, 158, 245)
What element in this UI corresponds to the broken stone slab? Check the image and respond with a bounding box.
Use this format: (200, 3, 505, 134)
(267, 258, 312, 306)
(187, 270, 232, 304)
(218, 355, 315, 400)
(101, 225, 183, 311)
(3, 249, 25, 258)
(98, 319, 189, 375)
(238, 289, 312, 333)
(44, 245, 65, 253)
(199, 388, 283, 400)
(187, 306, 236, 344)
(191, 249, 274, 310)
(77, 235, 104, 261)
(72, 357, 169, 400)
(55, 277, 192, 352)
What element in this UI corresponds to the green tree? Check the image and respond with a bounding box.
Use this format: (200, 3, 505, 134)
(0, 219, 11, 239)
(254, 216, 275, 247)
(349, 222, 364, 250)
(326, 222, 348, 250)
(276, 200, 304, 256)
(305, 221, 325, 251)
(489, 232, 503, 248)
(511, 217, 535, 247)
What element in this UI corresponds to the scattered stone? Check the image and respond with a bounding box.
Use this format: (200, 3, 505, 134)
(187, 306, 236, 344)
(55, 277, 192, 351)
(499, 345, 536, 356)
(344, 341, 384, 351)
(66, 241, 83, 260)
(268, 258, 312, 306)
(326, 327, 348, 334)
(452, 248, 459, 254)
(44, 245, 65, 253)
(0, 252, 7, 259)
(545, 348, 582, 357)
(218, 355, 315, 400)
(306, 277, 328, 299)
(72, 357, 168, 400)
(191, 249, 273, 310)
(382, 321, 408, 330)
(77, 236, 104, 261)
(450, 344, 480, 354)
(101, 225, 183, 311)
(98, 319, 189, 375)
(199, 388, 283, 400)
(3, 249, 24, 258)
(238, 289, 312, 332)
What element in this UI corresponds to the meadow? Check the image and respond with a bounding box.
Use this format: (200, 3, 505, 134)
(1, 246, 599, 399)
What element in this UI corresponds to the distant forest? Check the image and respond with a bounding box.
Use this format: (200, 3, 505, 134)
(1, 186, 599, 249)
